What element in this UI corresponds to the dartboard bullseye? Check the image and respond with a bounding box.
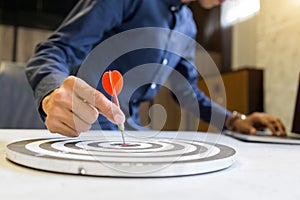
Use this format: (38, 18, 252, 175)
(6, 136, 236, 177)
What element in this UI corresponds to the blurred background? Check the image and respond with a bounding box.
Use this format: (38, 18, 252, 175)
(0, 0, 299, 132)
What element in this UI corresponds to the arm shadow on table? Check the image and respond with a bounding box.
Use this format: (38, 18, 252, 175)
(0, 62, 45, 129)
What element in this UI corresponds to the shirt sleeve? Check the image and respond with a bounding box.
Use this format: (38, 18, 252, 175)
(25, 0, 140, 119)
(169, 58, 231, 130)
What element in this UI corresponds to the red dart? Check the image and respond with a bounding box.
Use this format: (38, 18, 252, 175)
(102, 70, 123, 106)
(102, 70, 126, 144)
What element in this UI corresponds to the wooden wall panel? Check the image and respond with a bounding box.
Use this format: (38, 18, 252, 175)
(197, 68, 263, 131)
(0, 25, 13, 61)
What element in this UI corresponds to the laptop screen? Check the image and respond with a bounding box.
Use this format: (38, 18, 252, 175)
(292, 73, 300, 134)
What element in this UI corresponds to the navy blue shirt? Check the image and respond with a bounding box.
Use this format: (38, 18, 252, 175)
(26, 0, 230, 130)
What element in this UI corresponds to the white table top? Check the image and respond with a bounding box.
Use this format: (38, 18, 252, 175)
(1, 129, 300, 200)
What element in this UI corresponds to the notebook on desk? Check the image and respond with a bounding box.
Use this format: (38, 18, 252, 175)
(225, 73, 300, 145)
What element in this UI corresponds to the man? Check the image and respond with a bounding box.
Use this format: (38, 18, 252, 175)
(26, 0, 286, 137)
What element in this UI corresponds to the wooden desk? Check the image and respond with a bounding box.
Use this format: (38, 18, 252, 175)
(1, 129, 299, 200)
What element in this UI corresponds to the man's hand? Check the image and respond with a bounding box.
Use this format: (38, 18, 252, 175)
(42, 76, 125, 137)
(227, 112, 286, 136)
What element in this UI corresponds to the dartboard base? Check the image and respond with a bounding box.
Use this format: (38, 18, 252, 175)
(6, 135, 236, 177)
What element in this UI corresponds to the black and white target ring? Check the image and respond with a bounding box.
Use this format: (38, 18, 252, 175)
(6, 136, 236, 177)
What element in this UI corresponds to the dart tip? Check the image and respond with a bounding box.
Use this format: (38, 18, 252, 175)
(118, 123, 125, 144)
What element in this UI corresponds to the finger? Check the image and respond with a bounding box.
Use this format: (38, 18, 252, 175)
(277, 119, 287, 136)
(249, 127, 257, 135)
(94, 90, 125, 124)
(72, 112, 92, 133)
(60, 77, 99, 125)
(72, 77, 98, 105)
(53, 122, 79, 137)
(72, 94, 99, 124)
(271, 119, 286, 136)
(265, 120, 278, 136)
(45, 102, 92, 136)
(260, 117, 281, 136)
(72, 77, 125, 124)
(42, 92, 77, 136)
(53, 106, 92, 133)
(45, 115, 80, 137)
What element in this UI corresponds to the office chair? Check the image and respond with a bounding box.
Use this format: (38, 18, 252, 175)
(0, 62, 45, 129)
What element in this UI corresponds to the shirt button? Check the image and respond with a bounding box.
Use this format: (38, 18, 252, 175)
(150, 83, 157, 89)
(170, 5, 179, 12)
(162, 58, 168, 65)
(132, 99, 138, 103)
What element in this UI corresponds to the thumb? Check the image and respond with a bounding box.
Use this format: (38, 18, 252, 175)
(234, 119, 256, 135)
(249, 127, 257, 135)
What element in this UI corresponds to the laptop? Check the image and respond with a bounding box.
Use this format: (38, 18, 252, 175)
(224, 72, 300, 145)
